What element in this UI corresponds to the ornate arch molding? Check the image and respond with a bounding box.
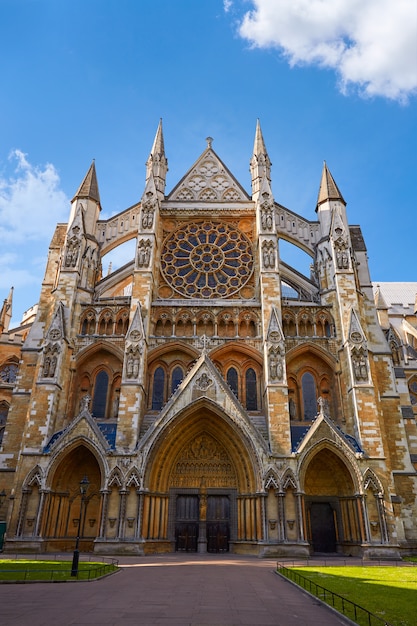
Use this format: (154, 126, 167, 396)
(281, 468, 298, 491)
(75, 340, 125, 366)
(264, 468, 279, 490)
(45, 436, 109, 490)
(22, 465, 44, 490)
(148, 341, 200, 364)
(108, 466, 124, 488)
(363, 468, 384, 495)
(297, 438, 363, 494)
(210, 341, 263, 365)
(286, 341, 338, 369)
(142, 398, 264, 493)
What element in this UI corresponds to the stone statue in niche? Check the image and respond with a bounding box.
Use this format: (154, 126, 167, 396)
(335, 241, 350, 270)
(41, 343, 60, 379)
(260, 203, 273, 231)
(352, 350, 368, 382)
(64, 235, 81, 268)
(262, 241, 276, 269)
(137, 240, 151, 267)
(125, 345, 141, 379)
(268, 349, 283, 381)
(141, 193, 155, 229)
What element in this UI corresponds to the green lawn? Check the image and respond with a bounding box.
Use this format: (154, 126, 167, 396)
(0, 559, 118, 582)
(285, 565, 417, 626)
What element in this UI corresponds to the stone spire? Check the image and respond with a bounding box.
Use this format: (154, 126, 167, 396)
(0, 287, 13, 333)
(69, 161, 101, 236)
(146, 119, 168, 198)
(316, 161, 345, 210)
(72, 160, 101, 205)
(374, 285, 390, 329)
(250, 119, 271, 200)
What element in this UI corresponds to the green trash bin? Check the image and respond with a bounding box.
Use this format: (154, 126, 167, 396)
(0, 521, 6, 551)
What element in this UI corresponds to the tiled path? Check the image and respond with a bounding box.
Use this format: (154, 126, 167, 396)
(0, 554, 355, 625)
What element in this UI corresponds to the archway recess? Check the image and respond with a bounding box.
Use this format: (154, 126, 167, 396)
(43, 445, 102, 551)
(302, 447, 364, 554)
(141, 401, 263, 553)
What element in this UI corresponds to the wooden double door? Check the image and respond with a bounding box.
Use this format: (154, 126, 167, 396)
(175, 494, 230, 553)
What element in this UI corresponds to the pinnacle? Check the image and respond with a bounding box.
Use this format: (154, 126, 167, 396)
(316, 161, 345, 209)
(73, 161, 101, 204)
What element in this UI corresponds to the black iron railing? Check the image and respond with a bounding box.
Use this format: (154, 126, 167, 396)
(276, 562, 393, 626)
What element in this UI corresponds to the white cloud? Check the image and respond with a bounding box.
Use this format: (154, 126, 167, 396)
(0, 150, 69, 243)
(0, 151, 70, 325)
(237, 0, 417, 101)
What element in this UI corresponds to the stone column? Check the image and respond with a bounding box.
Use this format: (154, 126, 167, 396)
(98, 489, 110, 539)
(295, 492, 305, 541)
(277, 491, 286, 542)
(117, 490, 128, 539)
(34, 489, 49, 537)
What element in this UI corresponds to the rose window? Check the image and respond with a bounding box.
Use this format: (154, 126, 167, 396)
(161, 221, 254, 298)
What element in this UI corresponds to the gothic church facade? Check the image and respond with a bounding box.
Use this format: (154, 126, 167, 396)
(0, 121, 416, 557)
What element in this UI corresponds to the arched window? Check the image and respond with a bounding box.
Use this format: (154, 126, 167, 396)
(409, 378, 417, 406)
(246, 368, 257, 410)
(171, 366, 183, 395)
(302, 372, 317, 420)
(152, 367, 165, 410)
(227, 367, 238, 398)
(92, 370, 109, 418)
(0, 401, 9, 444)
(0, 362, 18, 384)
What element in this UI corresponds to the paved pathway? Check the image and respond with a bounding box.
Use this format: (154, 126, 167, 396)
(0, 554, 352, 626)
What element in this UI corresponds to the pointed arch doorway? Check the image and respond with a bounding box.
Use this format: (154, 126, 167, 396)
(144, 403, 261, 554)
(303, 447, 364, 555)
(169, 431, 236, 554)
(43, 445, 102, 552)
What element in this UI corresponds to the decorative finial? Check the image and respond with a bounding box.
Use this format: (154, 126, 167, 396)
(199, 334, 210, 354)
(206, 137, 213, 149)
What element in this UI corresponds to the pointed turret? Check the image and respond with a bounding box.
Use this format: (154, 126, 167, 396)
(250, 120, 271, 200)
(69, 161, 101, 236)
(316, 162, 345, 210)
(72, 160, 101, 205)
(316, 162, 346, 237)
(0, 287, 13, 333)
(374, 285, 390, 329)
(146, 119, 168, 198)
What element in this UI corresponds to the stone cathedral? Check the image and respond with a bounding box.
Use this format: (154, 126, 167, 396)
(0, 121, 416, 557)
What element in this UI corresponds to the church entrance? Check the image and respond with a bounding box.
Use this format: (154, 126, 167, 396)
(303, 447, 363, 555)
(174, 493, 230, 553)
(309, 502, 337, 553)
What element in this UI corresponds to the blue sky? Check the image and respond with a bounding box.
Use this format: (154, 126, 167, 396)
(1, 0, 416, 326)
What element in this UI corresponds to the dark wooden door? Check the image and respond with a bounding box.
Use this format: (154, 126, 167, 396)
(207, 496, 230, 553)
(310, 502, 337, 553)
(175, 495, 199, 552)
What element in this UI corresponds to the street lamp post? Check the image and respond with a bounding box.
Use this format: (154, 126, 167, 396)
(71, 476, 90, 577)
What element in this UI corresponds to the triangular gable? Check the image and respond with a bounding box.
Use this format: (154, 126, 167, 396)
(167, 142, 250, 203)
(44, 402, 113, 454)
(140, 352, 267, 451)
(293, 412, 363, 457)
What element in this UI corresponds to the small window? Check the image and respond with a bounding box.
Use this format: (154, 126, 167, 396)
(152, 367, 165, 410)
(246, 368, 257, 410)
(92, 370, 109, 418)
(0, 363, 18, 384)
(171, 366, 184, 394)
(227, 367, 238, 398)
(302, 372, 316, 420)
(0, 401, 9, 444)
